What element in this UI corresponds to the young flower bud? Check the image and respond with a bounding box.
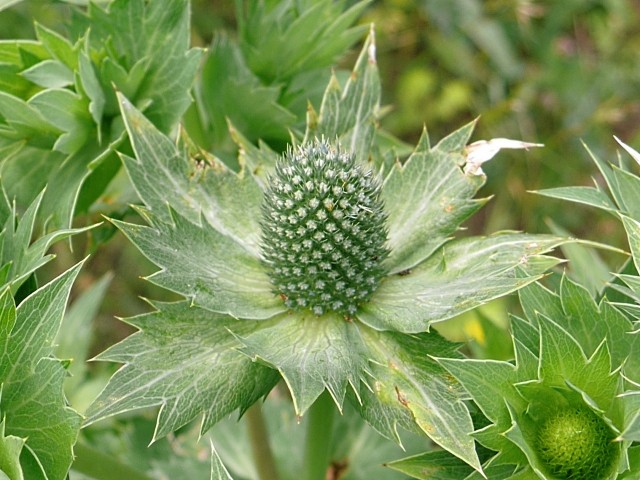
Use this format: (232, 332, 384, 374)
(261, 139, 389, 316)
(535, 405, 618, 480)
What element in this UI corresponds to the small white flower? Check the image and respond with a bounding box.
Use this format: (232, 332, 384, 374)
(614, 136, 640, 167)
(464, 138, 544, 176)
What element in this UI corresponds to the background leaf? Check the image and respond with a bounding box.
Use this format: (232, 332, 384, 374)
(0, 262, 83, 480)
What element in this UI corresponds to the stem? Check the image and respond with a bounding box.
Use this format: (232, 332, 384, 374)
(302, 391, 336, 480)
(72, 441, 154, 480)
(246, 401, 280, 480)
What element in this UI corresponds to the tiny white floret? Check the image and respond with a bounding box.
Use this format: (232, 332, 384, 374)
(464, 138, 544, 176)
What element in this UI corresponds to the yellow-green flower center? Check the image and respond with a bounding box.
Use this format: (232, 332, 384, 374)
(535, 406, 617, 480)
(260, 139, 389, 316)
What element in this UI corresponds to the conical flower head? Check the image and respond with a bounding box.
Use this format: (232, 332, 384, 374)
(260, 139, 389, 316)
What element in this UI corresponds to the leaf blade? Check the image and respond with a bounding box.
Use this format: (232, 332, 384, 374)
(358, 234, 564, 333)
(85, 301, 280, 440)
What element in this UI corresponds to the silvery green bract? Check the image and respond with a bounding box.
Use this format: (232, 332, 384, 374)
(85, 30, 564, 473)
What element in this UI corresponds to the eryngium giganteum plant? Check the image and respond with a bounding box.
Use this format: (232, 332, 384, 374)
(433, 277, 639, 479)
(85, 30, 564, 472)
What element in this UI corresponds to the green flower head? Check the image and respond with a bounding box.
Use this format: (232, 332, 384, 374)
(261, 139, 389, 316)
(535, 405, 617, 480)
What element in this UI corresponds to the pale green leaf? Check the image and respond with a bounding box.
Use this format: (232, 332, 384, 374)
(0, 41, 48, 98)
(196, 33, 297, 150)
(0, 129, 120, 232)
(0, 190, 94, 293)
(0, 91, 61, 145)
(582, 142, 640, 221)
(620, 445, 640, 479)
(518, 281, 564, 330)
(85, 301, 279, 440)
(20, 60, 74, 89)
(502, 405, 552, 480)
(533, 186, 617, 213)
(619, 393, 640, 442)
(546, 220, 612, 295)
(34, 23, 77, 70)
(78, 51, 104, 131)
(510, 317, 540, 375)
(383, 126, 485, 273)
(437, 358, 520, 425)
(356, 329, 482, 472)
(610, 166, 640, 221)
(386, 451, 474, 480)
(236, 311, 370, 415)
(111, 209, 284, 320)
(617, 273, 640, 297)
(0, 263, 84, 480)
(304, 26, 379, 164)
(55, 273, 112, 394)
(358, 234, 564, 333)
(520, 276, 640, 384)
(210, 442, 234, 480)
(29, 88, 92, 154)
(387, 450, 523, 480)
(434, 120, 476, 153)
(85, 0, 202, 131)
(437, 357, 527, 464)
(537, 315, 618, 414)
(0, 420, 24, 480)
(622, 214, 640, 273)
(119, 94, 264, 255)
(238, 0, 369, 82)
(559, 276, 639, 377)
(0, 0, 22, 12)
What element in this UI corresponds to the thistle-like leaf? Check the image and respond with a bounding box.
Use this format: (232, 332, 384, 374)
(0, 262, 84, 480)
(358, 233, 565, 333)
(354, 329, 483, 473)
(0, 188, 94, 294)
(85, 301, 280, 440)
